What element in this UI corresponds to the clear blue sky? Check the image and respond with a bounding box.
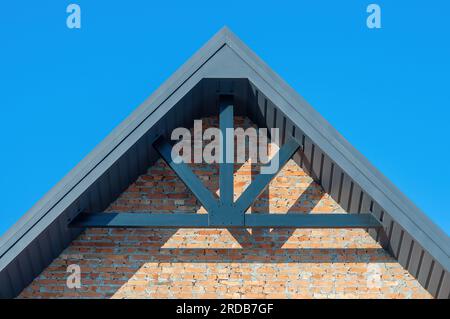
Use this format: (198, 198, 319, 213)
(0, 1, 449, 236)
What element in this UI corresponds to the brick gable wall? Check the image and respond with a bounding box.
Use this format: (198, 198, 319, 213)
(19, 117, 431, 299)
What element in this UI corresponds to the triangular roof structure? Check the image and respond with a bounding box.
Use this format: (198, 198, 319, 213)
(0, 27, 449, 299)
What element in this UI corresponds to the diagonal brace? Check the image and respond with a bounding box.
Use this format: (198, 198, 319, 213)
(234, 138, 301, 214)
(154, 136, 219, 213)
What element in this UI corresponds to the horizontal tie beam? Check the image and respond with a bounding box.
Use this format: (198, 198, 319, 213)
(245, 214, 382, 228)
(69, 213, 209, 228)
(70, 213, 382, 229)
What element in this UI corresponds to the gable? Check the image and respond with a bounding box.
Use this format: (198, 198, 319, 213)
(19, 115, 431, 299)
(0, 27, 448, 299)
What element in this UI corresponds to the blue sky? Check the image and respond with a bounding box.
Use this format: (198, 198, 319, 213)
(0, 1, 449, 236)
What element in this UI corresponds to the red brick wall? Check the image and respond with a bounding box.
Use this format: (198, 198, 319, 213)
(19, 117, 431, 299)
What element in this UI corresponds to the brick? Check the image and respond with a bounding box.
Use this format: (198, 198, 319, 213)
(18, 116, 432, 299)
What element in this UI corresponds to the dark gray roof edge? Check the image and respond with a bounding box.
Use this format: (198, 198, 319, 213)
(222, 29, 450, 267)
(0, 27, 228, 260)
(0, 26, 448, 275)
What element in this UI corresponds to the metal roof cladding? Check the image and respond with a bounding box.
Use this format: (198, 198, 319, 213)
(0, 27, 449, 299)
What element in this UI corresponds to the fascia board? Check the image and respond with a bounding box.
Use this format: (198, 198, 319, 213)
(222, 29, 450, 270)
(0, 28, 229, 265)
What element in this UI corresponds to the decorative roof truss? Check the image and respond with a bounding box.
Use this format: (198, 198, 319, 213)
(71, 95, 382, 229)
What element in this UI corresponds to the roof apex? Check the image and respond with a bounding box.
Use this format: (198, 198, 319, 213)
(0, 27, 449, 299)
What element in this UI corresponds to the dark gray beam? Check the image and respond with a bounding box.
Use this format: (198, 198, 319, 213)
(234, 138, 300, 214)
(245, 213, 382, 228)
(208, 95, 245, 227)
(70, 213, 209, 228)
(219, 95, 234, 206)
(154, 136, 219, 213)
(70, 212, 381, 229)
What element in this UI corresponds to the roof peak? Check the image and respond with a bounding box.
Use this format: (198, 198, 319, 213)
(0, 27, 448, 299)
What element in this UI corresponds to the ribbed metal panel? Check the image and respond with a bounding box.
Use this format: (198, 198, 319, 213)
(427, 262, 445, 297)
(0, 77, 448, 299)
(437, 271, 450, 299)
(245, 80, 448, 298)
(2, 28, 448, 300)
(397, 231, 415, 269)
